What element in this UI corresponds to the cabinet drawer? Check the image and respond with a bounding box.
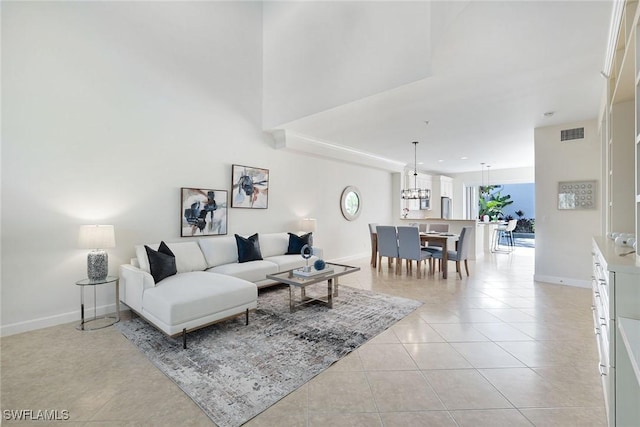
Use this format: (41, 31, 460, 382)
(593, 301, 611, 364)
(595, 318, 610, 368)
(599, 280, 610, 321)
(593, 293, 609, 331)
(601, 365, 614, 426)
(592, 254, 611, 315)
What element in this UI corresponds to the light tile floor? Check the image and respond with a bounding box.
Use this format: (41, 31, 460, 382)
(1, 247, 607, 426)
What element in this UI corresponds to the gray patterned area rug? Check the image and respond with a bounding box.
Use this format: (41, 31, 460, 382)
(116, 284, 421, 427)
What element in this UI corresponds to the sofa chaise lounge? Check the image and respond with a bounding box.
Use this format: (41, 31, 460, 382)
(119, 232, 317, 348)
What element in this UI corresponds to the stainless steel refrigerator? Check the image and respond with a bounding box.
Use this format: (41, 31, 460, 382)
(441, 197, 452, 219)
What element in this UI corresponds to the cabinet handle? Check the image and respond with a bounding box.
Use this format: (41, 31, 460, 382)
(599, 364, 607, 376)
(598, 279, 607, 286)
(594, 327, 600, 335)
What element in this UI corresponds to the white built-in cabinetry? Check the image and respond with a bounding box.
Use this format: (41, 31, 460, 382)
(439, 176, 454, 198)
(609, 101, 636, 233)
(591, 237, 640, 426)
(603, 0, 639, 241)
(597, 3, 640, 425)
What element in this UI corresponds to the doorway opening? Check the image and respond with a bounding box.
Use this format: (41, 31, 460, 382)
(480, 183, 535, 248)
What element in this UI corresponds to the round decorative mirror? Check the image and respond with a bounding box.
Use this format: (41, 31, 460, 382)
(340, 186, 362, 221)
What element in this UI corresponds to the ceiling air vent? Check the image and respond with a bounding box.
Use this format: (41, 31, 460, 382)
(560, 127, 584, 141)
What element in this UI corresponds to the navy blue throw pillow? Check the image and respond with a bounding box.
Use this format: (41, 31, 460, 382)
(235, 233, 263, 263)
(286, 232, 312, 254)
(145, 241, 177, 284)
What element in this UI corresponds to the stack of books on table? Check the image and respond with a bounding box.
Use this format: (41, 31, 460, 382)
(292, 267, 334, 278)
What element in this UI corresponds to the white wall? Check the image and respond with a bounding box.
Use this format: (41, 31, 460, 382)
(262, 1, 431, 128)
(1, 2, 393, 336)
(534, 119, 601, 287)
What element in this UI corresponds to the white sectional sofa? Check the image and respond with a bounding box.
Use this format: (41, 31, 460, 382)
(119, 232, 317, 348)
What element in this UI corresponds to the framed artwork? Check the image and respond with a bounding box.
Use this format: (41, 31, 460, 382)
(231, 164, 269, 209)
(181, 188, 228, 237)
(558, 180, 596, 210)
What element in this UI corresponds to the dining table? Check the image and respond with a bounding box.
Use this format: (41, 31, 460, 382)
(419, 232, 459, 279)
(370, 230, 459, 278)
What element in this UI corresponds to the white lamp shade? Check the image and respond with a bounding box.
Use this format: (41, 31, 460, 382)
(78, 225, 116, 249)
(300, 218, 317, 233)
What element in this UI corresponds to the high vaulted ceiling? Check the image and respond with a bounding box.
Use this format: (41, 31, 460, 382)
(264, 1, 612, 174)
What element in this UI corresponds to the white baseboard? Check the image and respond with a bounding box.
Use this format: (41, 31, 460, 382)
(328, 252, 370, 264)
(1, 303, 122, 337)
(533, 274, 591, 289)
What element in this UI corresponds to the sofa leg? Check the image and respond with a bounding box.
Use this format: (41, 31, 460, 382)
(182, 328, 187, 350)
(245, 308, 249, 326)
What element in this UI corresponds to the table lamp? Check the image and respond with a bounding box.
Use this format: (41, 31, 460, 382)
(78, 225, 116, 281)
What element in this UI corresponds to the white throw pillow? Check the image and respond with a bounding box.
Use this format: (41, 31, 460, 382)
(198, 236, 238, 267)
(135, 244, 152, 273)
(165, 241, 208, 273)
(259, 233, 289, 258)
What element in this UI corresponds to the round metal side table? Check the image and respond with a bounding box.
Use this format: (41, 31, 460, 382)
(75, 275, 120, 331)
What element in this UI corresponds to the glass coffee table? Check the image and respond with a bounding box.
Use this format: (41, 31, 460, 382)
(266, 263, 360, 312)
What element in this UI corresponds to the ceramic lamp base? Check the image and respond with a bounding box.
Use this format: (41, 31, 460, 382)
(87, 250, 108, 281)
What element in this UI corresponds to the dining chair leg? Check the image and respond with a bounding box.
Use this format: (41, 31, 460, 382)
(464, 259, 469, 276)
(395, 258, 401, 275)
(456, 261, 462, 279)
(370, 238, 378, 267)
(378, 255, 383, 272)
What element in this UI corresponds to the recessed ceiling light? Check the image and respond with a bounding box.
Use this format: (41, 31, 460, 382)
(544, 111, 555, 117)
(461, 156, 468, 160)
(438, 159, 444, 163)
(418, 162, 424, 165)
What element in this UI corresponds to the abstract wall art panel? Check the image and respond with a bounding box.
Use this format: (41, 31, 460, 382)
(231, 164, 269, 209)
(181, 188, 228, 237)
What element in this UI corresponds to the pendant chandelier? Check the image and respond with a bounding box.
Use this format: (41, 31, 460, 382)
(401, 141, 430, 200)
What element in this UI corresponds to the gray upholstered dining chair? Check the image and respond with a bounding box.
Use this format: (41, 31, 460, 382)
(397, 226, 432, 278)
(431, 226, 473, 279)
(368, 223, 378, 268)
(376, 225, 400, 274)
